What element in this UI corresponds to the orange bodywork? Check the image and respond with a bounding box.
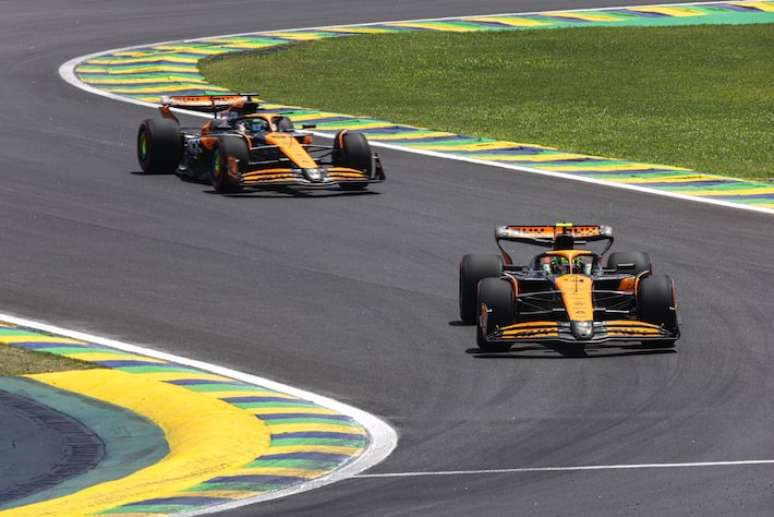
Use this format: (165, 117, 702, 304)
(554, 274, 594, 322)
(503, 224, 609, 240)
(264, 133, 317, 169)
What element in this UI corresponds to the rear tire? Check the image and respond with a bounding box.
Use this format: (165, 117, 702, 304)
(638, 274, 678, 348)
(210, 136, 248, 194)
(476, 277, 514, 353)
(334, 130, 373, 190)
(137, 118, 182, 174)
(459, 254, 503, 324)
(607, 251, 652, 275)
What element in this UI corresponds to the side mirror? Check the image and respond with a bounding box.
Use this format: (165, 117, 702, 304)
(302, 124, 317, 130)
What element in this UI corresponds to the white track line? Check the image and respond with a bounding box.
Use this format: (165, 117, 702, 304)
(356, 459, 774, 478)
(0, 311, 397, 515)
(58, 1, 774, 217)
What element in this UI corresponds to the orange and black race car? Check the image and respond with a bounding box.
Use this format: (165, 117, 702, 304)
(136, 94, 385, 193)
(459, 223, 680, 352)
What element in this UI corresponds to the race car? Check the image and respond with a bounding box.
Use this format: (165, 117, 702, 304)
(459, 223, 680, 352)
(136, 94, 385, 193)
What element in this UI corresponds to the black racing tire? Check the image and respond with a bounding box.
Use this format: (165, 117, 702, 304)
(607, 251, 652, 275)
(476, 277, 514, 353)
(638, 274, 678, 347)
(210, 136, 249, 194)
(459, 254, 503, 324)
(334, 130, 373, 190)
(137, 118, 182, 174)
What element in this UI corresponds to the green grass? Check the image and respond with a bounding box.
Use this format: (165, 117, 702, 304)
(201, 24, 774, 180)
(0, 344, 95, 376)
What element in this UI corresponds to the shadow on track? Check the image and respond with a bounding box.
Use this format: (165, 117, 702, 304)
(465, 342, 676, 359)
(130, 171, 380, 198)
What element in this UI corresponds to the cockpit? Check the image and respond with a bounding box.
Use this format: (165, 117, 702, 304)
(534, 252, 598, 276)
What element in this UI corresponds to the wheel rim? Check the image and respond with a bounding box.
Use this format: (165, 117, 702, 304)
(213, 149, 222, 180)
(139, 132, 148, 160)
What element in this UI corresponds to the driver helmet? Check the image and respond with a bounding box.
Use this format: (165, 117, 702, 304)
(237, 118, 268, 134)
(573, 257, 593, 275)
(541, 255, 570, 275)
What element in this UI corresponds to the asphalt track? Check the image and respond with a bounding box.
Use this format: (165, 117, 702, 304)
(2, 1, 773, 515)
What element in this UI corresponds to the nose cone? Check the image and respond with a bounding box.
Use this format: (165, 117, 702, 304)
(571, 321, 594, 340)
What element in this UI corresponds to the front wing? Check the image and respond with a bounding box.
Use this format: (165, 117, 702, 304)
(486, 319, 679, 345)
(229, 159, 384, 190)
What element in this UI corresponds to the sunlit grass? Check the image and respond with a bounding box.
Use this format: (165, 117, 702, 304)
(202, 24, 774, 179)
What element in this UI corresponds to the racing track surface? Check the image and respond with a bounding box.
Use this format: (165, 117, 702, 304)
(2, 1, 773, 515)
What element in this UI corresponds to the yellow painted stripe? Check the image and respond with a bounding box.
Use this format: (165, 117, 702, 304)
(105, 84, 230, 94)
(629, 6, 704, 16)
(369, 131, 454, 141)
(407, 141, 555, 151)
(612, 174, 719, 184)
(221, 42, 282, 49)
(261, 32, 327, 41)
(5, 369, 269, 517)
(386, 21, 481, 32)
(81, 65, 199, 74)
(266, 445, 363, 455)
(542, 11, 621, 21)
(467, 152, 597, 162)
(61, 352, 167, 363)
(112, 50, 158, 57)
(289, 112, 345, 122)
(543, 163, 688, 172)
(88, 56, 199, 65)
(183, 490, 259, 499)
(268, 422, 366, 435)
(151, 45, 229, 55)
(0, 335, 83, 344)
(463, 15, 547, 27)
(82, 76, 208, 85)
(320, 121, 395, 130)
(730, 1, 774, 12)
(683, 188, 774, 196)
(323, 26, 402, 34)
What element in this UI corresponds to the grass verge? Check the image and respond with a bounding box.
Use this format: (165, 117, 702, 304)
(202, 24, 774, 180)
(0, 344, 95, 376)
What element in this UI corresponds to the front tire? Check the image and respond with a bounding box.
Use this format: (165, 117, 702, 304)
(459, 254, 503, 324)
(476, 277, 514, 353)
(334, 130, 373, 190)
(210, 136, 248, 194)
(638, 274, 678, 348)
(137, 118, 182, 174)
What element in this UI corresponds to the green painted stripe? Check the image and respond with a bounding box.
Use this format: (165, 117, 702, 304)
(101, 504, 192, 514)
(115, 365, 202, 373)
(245, 458, 340, 469)
(27, 346, 117, 355)
(186, 482, 261, 492)
(270, 437, 366, 446)
(184, 383, 275, 392)
(231, 400, 318, 408)
(663, 181, 773, 191)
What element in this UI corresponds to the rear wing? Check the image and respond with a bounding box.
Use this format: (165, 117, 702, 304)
(159, 94, 261, 113)
(495, 224, 614, 260)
